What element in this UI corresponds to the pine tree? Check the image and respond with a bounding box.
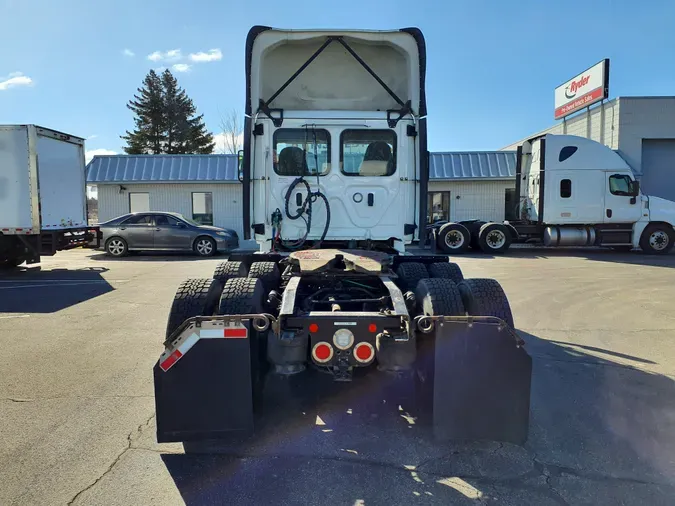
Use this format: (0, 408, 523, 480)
(121, 70, 164, 154)
(122, 69, 215, 154)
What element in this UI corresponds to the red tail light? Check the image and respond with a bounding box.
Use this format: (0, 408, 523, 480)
(312, 342, 333, 363)
(353, 342, 375, 363)
(309, 323, 319, 333)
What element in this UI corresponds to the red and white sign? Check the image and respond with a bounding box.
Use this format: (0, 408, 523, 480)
(554, 59, 609, 119)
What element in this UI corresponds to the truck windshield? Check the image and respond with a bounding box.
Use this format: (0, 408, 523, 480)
(273, 128, 330, 176)
(340, 129, 396, 176)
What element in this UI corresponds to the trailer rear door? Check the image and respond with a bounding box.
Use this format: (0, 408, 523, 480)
(36, 127, 87, 230)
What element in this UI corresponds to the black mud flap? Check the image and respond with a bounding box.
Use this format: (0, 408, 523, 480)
(431, 321, 532, 444)
(154, 338, 254, 443)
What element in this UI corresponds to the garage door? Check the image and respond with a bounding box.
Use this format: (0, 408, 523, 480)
(641, 139, 675, 201)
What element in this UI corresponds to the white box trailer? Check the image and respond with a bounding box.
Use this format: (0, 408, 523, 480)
(0, 125, 100, 267)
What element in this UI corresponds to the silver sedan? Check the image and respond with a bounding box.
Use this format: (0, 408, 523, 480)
(100, 212, 239, 257)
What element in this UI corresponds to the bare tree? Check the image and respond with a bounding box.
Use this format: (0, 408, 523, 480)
(219, 108, 243, 154)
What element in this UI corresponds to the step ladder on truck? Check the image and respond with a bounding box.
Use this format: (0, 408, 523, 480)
(153, 26, 533, 447)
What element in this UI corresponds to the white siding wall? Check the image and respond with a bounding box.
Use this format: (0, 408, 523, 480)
(97, 183, 244, 236)
(429, 180, 514, 222)
(502, 98, 620, 151)
(616, 97, 675, 176)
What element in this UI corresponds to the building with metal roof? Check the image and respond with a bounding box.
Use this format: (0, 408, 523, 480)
(87, 151, 519, 237)
(429, 151, 516, 180)
(86, 154, 239, 183)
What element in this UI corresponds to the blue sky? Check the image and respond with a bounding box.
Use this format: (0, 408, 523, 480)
(1, 0, 674, 161)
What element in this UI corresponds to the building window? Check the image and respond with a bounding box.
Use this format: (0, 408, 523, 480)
(341, 129, 396, 176)
(129, 192, 149, 213)
(504, 188, 518, 220)
(427, 191, 450, 223)
(273, 128, 331, 176)
(560, 179, 572, 198)
(192, 192, 213, 225)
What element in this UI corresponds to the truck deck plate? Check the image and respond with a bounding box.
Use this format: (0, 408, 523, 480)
(289, 249, 390, 274)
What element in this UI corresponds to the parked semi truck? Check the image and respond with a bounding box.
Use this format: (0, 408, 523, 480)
(154, 27, 532, 447)
(0, 125, 100, 267)
(432, 134, 675, 255)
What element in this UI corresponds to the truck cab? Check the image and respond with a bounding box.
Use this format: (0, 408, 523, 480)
(242, 27, 428, 252)
(518, 134, 675, 253)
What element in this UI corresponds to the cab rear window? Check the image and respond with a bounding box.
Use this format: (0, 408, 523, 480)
(273, 128, 331, 176)
(340, 130, 396, 176)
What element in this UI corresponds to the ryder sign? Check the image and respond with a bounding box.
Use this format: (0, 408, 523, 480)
(554, 59, 609, 119)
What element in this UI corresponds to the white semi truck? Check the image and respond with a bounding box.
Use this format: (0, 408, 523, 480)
(154, 27, 532, 448)
(432, 134, 675, 255)
(0, 125, 100, 267)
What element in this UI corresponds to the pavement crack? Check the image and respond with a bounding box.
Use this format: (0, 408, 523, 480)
(67, 412, 155, 505)
(4, 397, 33, 402)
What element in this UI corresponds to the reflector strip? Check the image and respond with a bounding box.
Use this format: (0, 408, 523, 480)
(160, 349, 183, 371)
(224, 327, 247, 338)
(159, 324, 248, 372)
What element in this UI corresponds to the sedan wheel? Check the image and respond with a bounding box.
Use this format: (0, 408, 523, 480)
(195, 237, 215, 257)
(106, 238, 128, 257)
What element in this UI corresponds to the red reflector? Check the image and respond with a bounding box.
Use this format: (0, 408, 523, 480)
(224, 327, 247, 338)
(368, 324, 377, 333)
(354, 342, 374, 363)
(160, 349, 183, 371)
(312, 342, 333, 363)
(309, 323, 319, 333)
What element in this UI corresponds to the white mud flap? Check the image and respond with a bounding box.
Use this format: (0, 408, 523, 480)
(428, 319, 532, 444)
(154, 324, 255, 443)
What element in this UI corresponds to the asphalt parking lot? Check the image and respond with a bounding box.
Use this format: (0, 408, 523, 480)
(1, 247, 675, 505)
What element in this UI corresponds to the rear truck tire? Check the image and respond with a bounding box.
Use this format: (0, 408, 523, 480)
(640, 223, 675, 254)
(395, 262, 429, 293)
(428, 262, 464, 283)
(463, 220, 485, 250)
(213, 260, 248, 283)
(218, 277, 264, 315)
(478, 223, 512, 254)
(458, 278, 514, 328)
(247, 261, 281, 293)
(194, 236, 216, 257)
(105, 237, 128, 257)
(165, 278, 223, 340)
(414, 278, 465, 318)
(436, 223, 471, 254)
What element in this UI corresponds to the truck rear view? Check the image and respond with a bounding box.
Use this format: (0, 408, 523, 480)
(0, 125, 99, 267)
(153, 27, 532, 449)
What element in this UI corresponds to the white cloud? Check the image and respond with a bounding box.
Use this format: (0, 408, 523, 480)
(122, 49, 135, 57)
(85, 148, 116, 164)
(189, 49, 222, 62)
(147, 49, 182, 62)
(214, 132, 244, 154)
(172, 63, 191, 73)
(87, 134, 98, 140)
(147, 51, 163, 62)
(0, 71, 33, 91)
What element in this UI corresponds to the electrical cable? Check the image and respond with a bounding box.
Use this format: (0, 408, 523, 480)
(277, 125, 331, 250)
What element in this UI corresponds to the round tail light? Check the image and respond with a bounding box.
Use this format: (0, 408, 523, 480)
(353, 342, 375, 363)
(312, 342, 333, 363)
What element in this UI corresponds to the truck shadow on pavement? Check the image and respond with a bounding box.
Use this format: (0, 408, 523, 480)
(159, 332, 675, 505)
(446, 247, 675, 269)
(0, 267, 113, 313)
